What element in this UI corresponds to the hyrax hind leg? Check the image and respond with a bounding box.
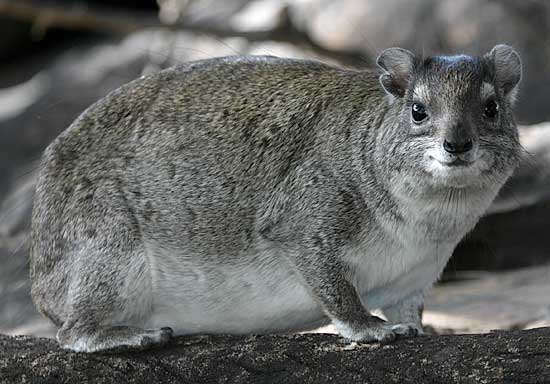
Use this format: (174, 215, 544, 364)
(55, 242, 173, 352)
(36, 178, 172, 352)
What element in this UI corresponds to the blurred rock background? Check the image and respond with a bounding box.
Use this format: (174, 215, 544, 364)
(0, 0, 549, 338)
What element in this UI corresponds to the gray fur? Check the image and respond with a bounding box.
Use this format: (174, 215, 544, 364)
(30, 46, 522, 352)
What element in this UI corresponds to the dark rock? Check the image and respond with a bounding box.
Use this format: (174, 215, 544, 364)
(1, 328, 549, 383)
(451, 200, 550, 271)
(0, 18, 32, 61)
(0, 35, 147, 201)
(490, 123, 550, 215)
(424, 265, 550, 332)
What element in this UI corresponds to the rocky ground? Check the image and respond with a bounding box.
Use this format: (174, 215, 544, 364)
(2, 328, 550, 383)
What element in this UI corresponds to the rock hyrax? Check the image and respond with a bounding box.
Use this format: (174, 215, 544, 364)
(30, 45, 522, 352)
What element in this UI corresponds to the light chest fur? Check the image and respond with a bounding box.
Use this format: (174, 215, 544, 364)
(348, 182, 498, 308)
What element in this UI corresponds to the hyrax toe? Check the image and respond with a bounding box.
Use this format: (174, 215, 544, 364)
(362, 323, 421, 343)
(159, 327, 174, 343)
(336, 321, 423, 344)
(386, 323, 422, 338)
(57, 325, 175, 352)
(140, 327, 173, 348)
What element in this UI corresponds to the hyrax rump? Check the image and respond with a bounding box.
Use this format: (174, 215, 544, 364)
(30, 45, 522, 352)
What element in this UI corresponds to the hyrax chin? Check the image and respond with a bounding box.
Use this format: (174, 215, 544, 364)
(30, 45, 522, 352)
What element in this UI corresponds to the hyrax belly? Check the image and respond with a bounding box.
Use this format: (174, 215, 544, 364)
(144, 245, 326, 334)
(143, 234, 452, 334)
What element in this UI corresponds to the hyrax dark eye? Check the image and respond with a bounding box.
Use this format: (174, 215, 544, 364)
(483, 99, 499, 119)
(411, 102, 428, 123)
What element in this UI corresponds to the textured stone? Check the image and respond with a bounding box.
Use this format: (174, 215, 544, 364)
(1, 328, 550, 383)
(424, 265, 550, 333)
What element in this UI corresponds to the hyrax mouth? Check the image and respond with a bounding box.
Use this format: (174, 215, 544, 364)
(423, 151, 487, 187)
(434, 158, 475, 168)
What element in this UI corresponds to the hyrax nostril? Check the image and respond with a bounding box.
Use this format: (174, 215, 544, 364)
(443, 139, 473, 154)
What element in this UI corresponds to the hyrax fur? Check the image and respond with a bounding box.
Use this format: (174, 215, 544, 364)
(30, 45, 522, 352)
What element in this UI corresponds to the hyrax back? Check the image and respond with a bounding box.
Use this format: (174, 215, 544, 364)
(31, 47, 522, 352)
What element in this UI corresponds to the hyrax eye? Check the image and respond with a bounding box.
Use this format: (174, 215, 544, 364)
(483, 99, 499, 119)
(411, 102, 428, 123)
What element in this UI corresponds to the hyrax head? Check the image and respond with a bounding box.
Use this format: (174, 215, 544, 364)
(375, 45, 522, 191)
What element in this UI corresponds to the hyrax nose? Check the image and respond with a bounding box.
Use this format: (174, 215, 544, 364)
(443, 138, 473, 155)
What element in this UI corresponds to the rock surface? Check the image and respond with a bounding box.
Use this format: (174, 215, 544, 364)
(1, 328, 550, 384)
(424, 265, 550, 333)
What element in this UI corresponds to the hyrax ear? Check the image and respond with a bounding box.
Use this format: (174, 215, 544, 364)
(484, 44, 522, 104)
(377, 47, 416, 99)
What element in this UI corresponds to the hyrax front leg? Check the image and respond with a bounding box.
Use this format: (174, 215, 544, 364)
(293, 237, 418, 343)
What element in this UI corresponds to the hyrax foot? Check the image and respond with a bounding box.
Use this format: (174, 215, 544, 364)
(387, 323, 424, 338)
(334, 321, 422, 344)
(57, 325, 173, 353)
